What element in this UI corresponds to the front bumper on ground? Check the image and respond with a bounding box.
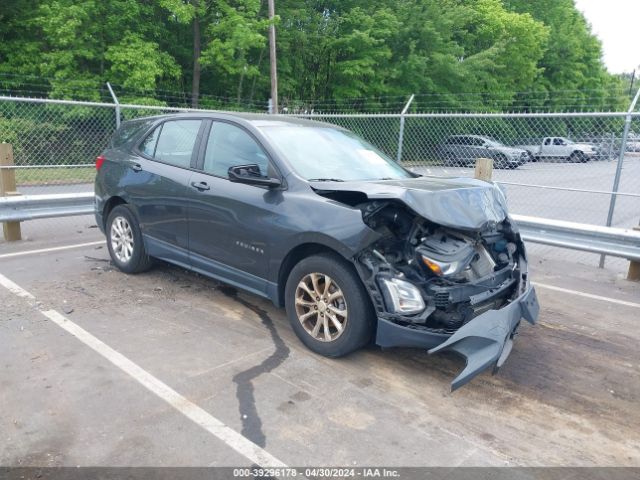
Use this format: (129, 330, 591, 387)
(375, 286, 540, 391)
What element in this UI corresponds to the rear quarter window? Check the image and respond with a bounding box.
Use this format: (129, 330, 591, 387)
(110, 120, 154, 148)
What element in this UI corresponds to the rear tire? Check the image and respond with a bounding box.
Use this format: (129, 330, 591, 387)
(569, 151, 587, 163)
(106, 204, 153, 274)
(285, 253, 374, 357)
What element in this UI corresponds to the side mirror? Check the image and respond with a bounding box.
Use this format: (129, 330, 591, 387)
(228, 164, 281, 188)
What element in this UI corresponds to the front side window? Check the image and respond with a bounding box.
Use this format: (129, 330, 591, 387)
(484, 138, 503, 147)
(203, 122, 269, 178)
(259, 126, 412, 182)
(141, 120, 202, 168)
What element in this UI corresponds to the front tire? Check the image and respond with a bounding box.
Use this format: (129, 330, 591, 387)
(285, 253, 374, 357)
(106, 204, 153, 274)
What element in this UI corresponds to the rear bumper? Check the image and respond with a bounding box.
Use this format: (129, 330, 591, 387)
(375, 285, 539, 391)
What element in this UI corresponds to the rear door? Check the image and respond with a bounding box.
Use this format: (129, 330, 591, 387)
(187, 120, 284, 297)
(125, 118, 205, 265)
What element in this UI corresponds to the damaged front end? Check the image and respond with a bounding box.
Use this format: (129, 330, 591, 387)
(316, 179, 539, 390)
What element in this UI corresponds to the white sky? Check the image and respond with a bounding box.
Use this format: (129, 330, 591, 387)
(574, 0, 640, 73)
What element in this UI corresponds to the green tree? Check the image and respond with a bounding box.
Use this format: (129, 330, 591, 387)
(0, 0, 627, 111)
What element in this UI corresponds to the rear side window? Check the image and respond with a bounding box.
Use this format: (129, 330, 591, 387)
(140, 120, 202, 168)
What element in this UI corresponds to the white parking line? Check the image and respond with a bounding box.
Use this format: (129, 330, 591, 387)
(0, 240, 105, 259)
(533, 282, 640, 309)
(0, 271, 287, 468)
(0, 272, 35, 299)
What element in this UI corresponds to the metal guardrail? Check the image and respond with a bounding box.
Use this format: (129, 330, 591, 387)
(0, 192, 95, 222)
(512, 214, 640, 262)
(1, 192, 639, 264)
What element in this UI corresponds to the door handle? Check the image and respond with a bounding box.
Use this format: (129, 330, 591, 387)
(131, 163, 143, 172)
(190, 181, 210, 191)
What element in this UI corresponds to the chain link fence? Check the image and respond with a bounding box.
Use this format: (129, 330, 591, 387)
(297, 112, 638, 223)
(1, 94, 639, 271)
(291, 109, 640, 270)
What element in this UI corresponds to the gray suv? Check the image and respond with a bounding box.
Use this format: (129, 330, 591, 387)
(439, 135, 529, 168)
(95, 113, 538, 390)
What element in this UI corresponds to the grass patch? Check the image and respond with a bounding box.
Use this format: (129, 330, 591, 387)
(15, 167, 95, 186)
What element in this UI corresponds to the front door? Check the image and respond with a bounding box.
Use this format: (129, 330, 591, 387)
(187, 120, 283, 297)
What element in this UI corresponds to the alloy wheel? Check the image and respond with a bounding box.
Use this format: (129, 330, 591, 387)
(110, 216, 134, 263)
(295, 273, 348, 342)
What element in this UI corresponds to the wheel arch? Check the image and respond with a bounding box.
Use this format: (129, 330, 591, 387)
(102, 196, 127, 229)
(276, 242, 351, 307)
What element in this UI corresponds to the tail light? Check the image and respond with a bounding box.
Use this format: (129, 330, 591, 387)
(95, 155, 105, 170)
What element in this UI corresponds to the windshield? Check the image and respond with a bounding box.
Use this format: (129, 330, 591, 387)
(258, 126, 412, 181)
(483, 137, 504, 147)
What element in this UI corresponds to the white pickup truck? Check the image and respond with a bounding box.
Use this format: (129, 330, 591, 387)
(518, 137, 598, 162)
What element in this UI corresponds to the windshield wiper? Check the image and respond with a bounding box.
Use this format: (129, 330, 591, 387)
(308, 178, 344, 182)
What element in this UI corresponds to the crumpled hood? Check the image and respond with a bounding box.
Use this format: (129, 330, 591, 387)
(311, 176, 509, 230)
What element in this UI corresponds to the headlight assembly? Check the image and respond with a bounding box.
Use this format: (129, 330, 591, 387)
(421, 255, 468, 276)
(379, 277, 425, 315)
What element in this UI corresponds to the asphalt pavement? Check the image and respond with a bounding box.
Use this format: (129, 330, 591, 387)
(1, 237, 639, 467)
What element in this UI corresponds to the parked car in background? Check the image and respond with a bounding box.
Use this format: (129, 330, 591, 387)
(439, 135, 529, 169)
(518, 137, 598, 162)
(95, 113, 539, 390)
(627, 134, 640, 153)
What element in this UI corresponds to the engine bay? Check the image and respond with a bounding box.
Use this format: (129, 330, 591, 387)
(355, 200, 525, 333)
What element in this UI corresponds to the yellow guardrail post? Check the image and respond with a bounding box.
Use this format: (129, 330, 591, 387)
(0, 143, 22, 241)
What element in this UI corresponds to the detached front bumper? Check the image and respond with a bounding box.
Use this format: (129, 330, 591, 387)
(375, 285, 539, 391)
